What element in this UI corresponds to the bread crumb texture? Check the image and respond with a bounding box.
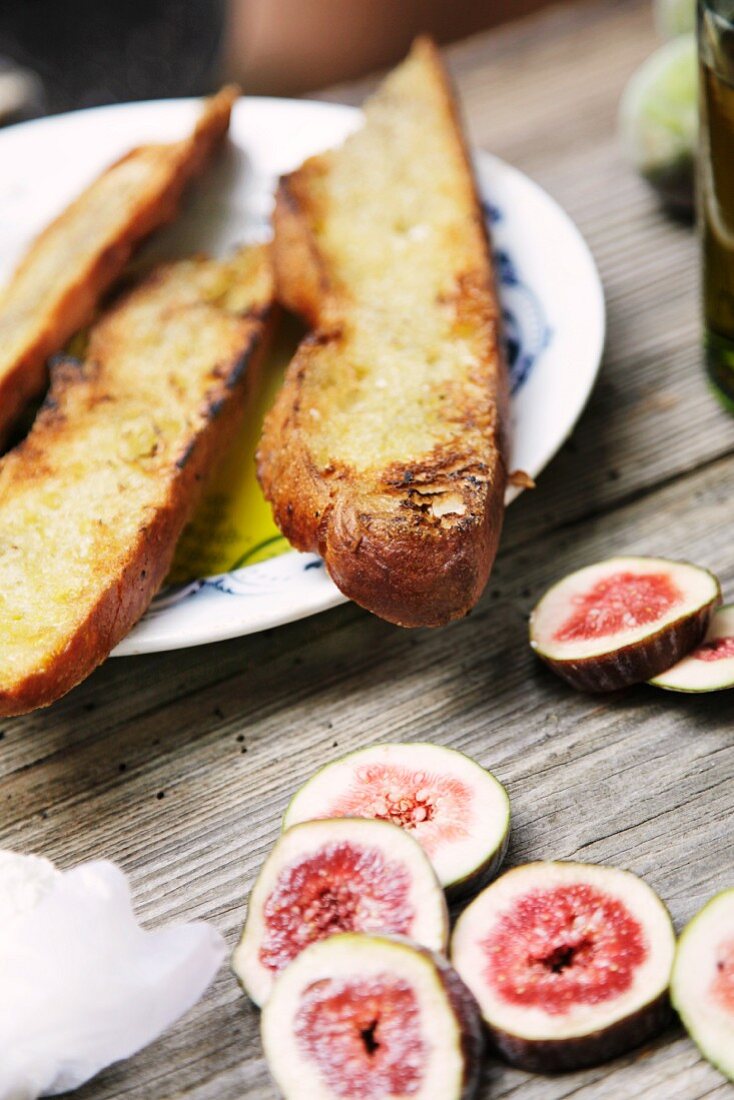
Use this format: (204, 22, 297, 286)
(260, 39, 508, 626)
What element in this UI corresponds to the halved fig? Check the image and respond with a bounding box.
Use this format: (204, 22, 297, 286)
(650, 604, 734, 692)
(261, 932, 483, 1099)
(232, 818, 448, 1006)
(283, 743, 510, 897)
(671, 889, 734, 1082)
(530, 556, 721, 692)
(450, 861, 675, 1072)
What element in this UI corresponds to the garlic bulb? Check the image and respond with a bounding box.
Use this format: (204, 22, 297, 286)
(0, 851, 225, 1099)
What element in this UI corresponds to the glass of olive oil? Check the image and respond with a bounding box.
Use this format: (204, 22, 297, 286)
(699, 0, 734, 409)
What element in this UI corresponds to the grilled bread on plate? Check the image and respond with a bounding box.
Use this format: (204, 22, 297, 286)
(258, 39, 508, 628)
(0, 245, 273, 716)
(0, 86, 237, 444)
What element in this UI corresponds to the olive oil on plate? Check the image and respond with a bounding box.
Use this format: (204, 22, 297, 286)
(168, 316, 303, 583)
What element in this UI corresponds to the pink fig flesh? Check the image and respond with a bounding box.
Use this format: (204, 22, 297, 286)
(552, 570, 683, 643)
(283, 742, 510, 896)
(530, 556, 721, 692)
(481, 881, 647, 1015)
(261, 933, 483, 1099)
(259, 842, 415, 974)
(650, 604, 734, 692)
(295, 974, 425, 1098)
(451, 861, 675, 1072)
(232, 818, 448, 1005)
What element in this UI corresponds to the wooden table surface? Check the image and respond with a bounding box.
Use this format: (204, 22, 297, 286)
(4, 0, 733, 1096)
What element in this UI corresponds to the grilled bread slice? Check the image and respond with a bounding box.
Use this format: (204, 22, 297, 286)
(0, 245, 273, 716)
(258, 39, 508, 628)
(0, 85, 237, 444)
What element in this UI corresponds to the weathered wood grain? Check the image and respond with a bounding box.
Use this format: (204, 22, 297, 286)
(2, 1, 733, 1097)
(57, 439, 733, 1100)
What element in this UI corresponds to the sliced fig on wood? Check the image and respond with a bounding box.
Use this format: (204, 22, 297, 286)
(530, 556, 720, 692)
(283, 742, 510, 897)
(261, 932, 483, 1099)
(671, 889, 734, 1082)
(450, 861, 675, 1072)
(232, 818, 448, 1005)
(650, 604, 734, 692)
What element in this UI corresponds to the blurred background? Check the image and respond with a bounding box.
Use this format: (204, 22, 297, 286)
(0, 0, 700, 218)
(0, 0, 556, 121)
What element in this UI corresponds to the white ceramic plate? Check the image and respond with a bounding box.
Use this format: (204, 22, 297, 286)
(0, 97, 605, 654)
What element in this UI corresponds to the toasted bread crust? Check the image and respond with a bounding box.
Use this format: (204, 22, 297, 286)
(273, 172, 331, 328)
(0, 246, 273, 716)
(0, 86, 237, 443)
(260, 39, 508, 627)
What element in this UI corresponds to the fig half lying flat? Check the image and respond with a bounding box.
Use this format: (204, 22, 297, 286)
(261, 933, 483, 1100)
(450, 861, 675, 1072)
(232, 818, 448, 1005)
(530, 556, 720, 692)
(283, 743, 510, 897)
(650, 604, 734, 692)
(671, 889, 734, 1082)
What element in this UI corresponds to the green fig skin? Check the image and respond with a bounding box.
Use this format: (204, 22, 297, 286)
(671, 890, 734, 1083)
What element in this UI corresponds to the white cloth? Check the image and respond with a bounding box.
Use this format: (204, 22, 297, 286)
(0, 853, 225, 1098)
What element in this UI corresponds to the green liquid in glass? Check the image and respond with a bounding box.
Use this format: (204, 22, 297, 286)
(699, 1, 734, 408)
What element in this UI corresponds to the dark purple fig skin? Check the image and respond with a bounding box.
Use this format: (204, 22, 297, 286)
(488, 989, 672, 1074)
(537, 592, 720, 693)
(446, 829, 510, 903)
(430, 949, 485, 1098)
(383, 936, 484, 1099)
(260, 931, 483, 1099)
